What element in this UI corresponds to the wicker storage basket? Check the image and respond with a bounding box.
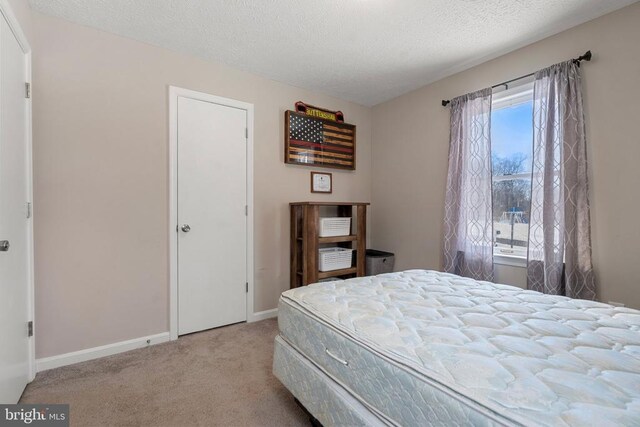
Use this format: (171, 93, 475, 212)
(319, 217, 351, 237)
(318, 247, 354, 272)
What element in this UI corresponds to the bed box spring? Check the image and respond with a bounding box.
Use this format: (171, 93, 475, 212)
(273, 335, 387, 426)
(277, 270, 640, 427)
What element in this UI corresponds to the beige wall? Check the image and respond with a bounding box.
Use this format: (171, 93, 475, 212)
(372, 3, 640, 308)
(31, 12, 372, 358)
(495, 264, 527, 290)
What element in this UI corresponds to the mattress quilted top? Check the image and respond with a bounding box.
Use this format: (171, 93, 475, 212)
(281, 270, 640, 426)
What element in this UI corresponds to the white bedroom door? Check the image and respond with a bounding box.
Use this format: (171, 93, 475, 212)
(177, 95, 248, 335)
(0, 12, 32, 403)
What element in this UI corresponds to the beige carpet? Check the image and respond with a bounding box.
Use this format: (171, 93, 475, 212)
(20, 319, 309, 426)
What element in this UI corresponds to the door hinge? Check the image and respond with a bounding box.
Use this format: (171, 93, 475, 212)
(26, 202, 32, 219)
(246, 282, 248, 293)
(25, 82, 31, 99)
(245, 128, 248, 139)
(245, 205, 248, 216)
(28, 321, 33, 337)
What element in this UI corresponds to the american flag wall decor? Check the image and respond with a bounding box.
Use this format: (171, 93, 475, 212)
(284, 111, 356, 170)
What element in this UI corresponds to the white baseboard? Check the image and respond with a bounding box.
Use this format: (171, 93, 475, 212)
(249, 308, 278, 322)
(36, 311, 277, 372)
(36, 332, 171, 373)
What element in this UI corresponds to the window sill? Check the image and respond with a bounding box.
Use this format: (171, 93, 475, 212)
(494, 253, 527, 268)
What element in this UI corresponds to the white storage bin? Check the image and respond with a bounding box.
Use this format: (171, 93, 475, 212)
(319, 217, 351, 237)
(319, 247, 354, 272)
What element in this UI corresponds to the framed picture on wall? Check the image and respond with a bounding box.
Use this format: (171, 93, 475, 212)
(310, 172, 332, 193)
(285, 110, 356, 170)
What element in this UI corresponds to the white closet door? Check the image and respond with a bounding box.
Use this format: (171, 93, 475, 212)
(0, 14, 30, 403)
(177, 96, 247, 335)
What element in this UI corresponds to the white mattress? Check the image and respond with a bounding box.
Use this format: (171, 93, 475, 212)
(278, 270, 640, 426)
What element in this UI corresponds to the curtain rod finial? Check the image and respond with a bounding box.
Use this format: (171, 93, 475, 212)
(442, 100, 450, 107)
(575, 50, 592, 63)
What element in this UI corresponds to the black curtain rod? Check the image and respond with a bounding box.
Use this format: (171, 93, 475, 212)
(441, 50, 592, 107)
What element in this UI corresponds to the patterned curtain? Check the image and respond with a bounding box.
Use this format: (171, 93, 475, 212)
(443, 88, 494, 281)
(527, 60, 596, 299)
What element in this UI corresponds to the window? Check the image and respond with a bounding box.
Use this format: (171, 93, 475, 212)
(491, 82, 534, 260)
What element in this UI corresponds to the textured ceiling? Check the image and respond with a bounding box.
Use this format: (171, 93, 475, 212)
(29, 0, 637, 106)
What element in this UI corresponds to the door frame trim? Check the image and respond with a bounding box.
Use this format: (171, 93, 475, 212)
(0, 0, 35, 382)
(168, 86, 255, 341)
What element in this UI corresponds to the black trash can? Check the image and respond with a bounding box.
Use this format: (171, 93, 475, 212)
(365, 249, 395, 276)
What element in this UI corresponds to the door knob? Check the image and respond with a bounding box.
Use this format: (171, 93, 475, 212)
(0, 240, 9, 252)
(181, 224, 191, 233)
